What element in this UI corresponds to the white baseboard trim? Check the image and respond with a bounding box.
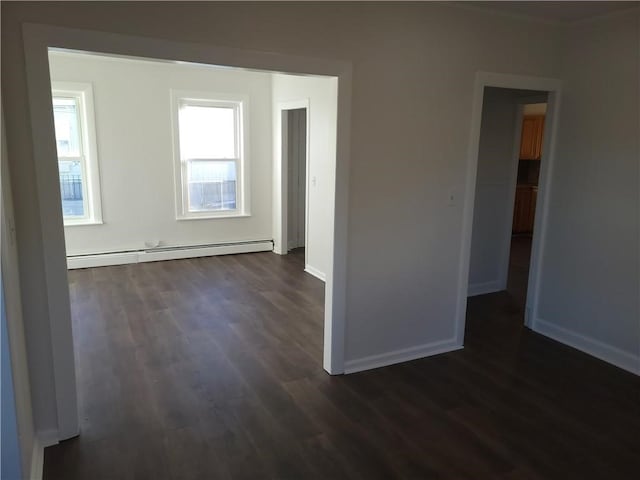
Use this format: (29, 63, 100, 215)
(30, 429, 58, 480)
(344, 338, 463, 374)
(534, 318, 640, 375)
(304, 264, 326, 282)
(39, 429, 59, 448)
(29, 436, 44, 480)
(67, 241, 273, 269)
(467, 280, 503, 297)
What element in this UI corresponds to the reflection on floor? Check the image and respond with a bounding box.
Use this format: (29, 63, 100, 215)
(467, 235, 532, 337)
(43, 246, 640, 479)
(465, 234, 534, 360)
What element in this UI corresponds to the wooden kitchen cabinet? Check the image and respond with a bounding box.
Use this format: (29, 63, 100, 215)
(519, 115, 545, 160)
(513, 185, 537, 234)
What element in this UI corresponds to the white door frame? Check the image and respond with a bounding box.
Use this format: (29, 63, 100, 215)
(455, 72, 562, 345)
(22, 23, 352, 442)
(274, 99, 310, 264)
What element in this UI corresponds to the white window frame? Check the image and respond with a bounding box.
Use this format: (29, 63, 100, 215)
(171, 90, 250, 220)
(52, 81, 103, 226)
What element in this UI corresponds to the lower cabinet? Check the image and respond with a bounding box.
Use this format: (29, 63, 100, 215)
(513, 185, 537, 234)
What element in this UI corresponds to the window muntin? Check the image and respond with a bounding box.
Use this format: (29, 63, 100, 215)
(174, 95, 246, 218)
(52, 83, 102, 225)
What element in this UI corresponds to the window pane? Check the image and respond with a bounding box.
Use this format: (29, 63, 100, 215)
(179, 104, 236, 159)
(53, 97, 81, 157)
(187, 160, 237, 212)
(58, 160, 85, 217)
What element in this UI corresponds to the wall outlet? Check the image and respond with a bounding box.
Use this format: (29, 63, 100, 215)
(145, 240, 161, 249)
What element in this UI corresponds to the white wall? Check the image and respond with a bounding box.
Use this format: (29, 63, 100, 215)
(536, 11, 640, 373)
(468, 89, 548, 296)
(468, 88, 521, 295)
(49, 51, 274, 256)
(272, 73, 338, 279)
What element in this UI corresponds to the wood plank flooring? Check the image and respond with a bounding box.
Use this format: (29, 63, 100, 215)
(43, 248, 640, 479)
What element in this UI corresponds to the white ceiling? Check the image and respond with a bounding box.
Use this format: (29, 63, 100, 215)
(458, 1, 638, 23)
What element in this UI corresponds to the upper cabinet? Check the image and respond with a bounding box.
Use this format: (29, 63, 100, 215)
(519, 114, 545, 160)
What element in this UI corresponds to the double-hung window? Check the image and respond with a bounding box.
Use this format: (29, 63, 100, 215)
(173, 93, 247, 219)
(52, 82, 102, 225)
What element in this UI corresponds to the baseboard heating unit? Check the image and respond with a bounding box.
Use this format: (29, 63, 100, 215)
(66, 240, 274, 269)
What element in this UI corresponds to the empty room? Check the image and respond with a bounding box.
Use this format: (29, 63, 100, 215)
(467, 87, 550, 337)
(1, 2, 639, 480)
(42, 47, 339, 477)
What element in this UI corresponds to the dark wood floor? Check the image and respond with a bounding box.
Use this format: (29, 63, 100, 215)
(44, 247, 640, 479)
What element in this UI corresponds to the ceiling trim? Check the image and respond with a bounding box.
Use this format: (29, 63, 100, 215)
(445, 1, 639, 26)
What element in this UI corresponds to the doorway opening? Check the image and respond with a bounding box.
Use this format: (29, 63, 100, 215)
(283, 107, 309, 270)
(272, 81, 337, 284)
(48, 48, 336, 444)
(510, 101, 547, 307)
(22, 24, 351, 442)
(275, 100, 326, 280)
(284, 108, 308, 255)
(467, 87, 549, 327)
(457, 72, 561, 348)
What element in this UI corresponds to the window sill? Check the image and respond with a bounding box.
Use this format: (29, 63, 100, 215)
(176, 213, 251, 221)
(63, 219, 104, 227)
